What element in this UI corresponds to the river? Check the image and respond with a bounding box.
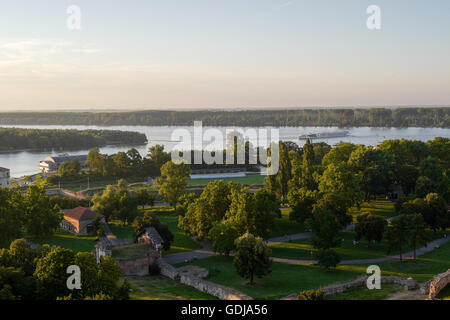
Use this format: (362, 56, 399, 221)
(1, 125, 449, 177)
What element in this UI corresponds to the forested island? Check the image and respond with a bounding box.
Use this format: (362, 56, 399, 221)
(0, 107, 449, 127)
(0, 128, 147, 151)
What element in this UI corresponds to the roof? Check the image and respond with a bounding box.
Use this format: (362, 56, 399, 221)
(0, 167, 10, 172)
(143, 227, 164, 245)
(43, 155, 87, 164)
(64, 207, 101, 221)
(95, 237, 113, 250)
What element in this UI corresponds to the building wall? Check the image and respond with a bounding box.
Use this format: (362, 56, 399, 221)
(0, 170, 10, 188)
(62, 217, 80, 233)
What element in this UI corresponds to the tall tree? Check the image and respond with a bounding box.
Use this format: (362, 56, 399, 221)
(156, 161, 191, 210)
(385, 215, 409, 261)
(406, 214, 427, 260)
(22, 186, 62, 239)
(233, 233, 272, 284)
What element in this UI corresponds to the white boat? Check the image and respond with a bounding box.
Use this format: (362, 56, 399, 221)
(299, 130, 350, 140)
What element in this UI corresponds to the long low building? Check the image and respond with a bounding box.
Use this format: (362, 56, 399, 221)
(39, 154, 88, 173)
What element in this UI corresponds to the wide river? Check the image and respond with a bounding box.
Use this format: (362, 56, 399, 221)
(1, 125, 449, 177)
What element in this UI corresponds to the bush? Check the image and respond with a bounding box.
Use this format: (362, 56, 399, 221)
(314, 249, 341, 270)
(148, 262, 161, 276)
(297, 289, 324, 300)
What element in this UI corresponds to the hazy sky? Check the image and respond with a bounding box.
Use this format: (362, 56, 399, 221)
(1, 0, 449, 110)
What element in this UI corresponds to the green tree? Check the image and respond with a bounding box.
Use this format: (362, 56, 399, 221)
(348, 146, 393, 201)
(8, 239, 38, 276)
(208, 222, 239, 256)
(354, 213, 387, 246)
(34, 246, 76, 299)
(22, 186, 62, 239)
(406, 214, 427, 260)
(157, 161, 191, 210)
(146, 144, 171, 176)
(385, 215, 409, 261)
(309, 207, 341, 250)
(134, 188, 155, 209)
(314, 249, 341, 270)
(0, 189, 23, 248)
(288, 187, 317, 228)
(233, 233, 272, 284)
(97, 256, 122, 298)
(178, 180, 233, 239)
(276, 141, 292, 204)
(74, 252, 99, 298)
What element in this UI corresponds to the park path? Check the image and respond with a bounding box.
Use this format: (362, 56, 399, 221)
(272, 236, 450, 265)
(163, 233, 450, 266)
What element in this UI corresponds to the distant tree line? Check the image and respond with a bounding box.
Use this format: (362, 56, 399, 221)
(0, 107, 448, 127)
(0, 127, 147, 151)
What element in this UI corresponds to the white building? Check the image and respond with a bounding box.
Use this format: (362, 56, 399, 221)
(0, 167, 10, 188)
(39, 154, 87, 173)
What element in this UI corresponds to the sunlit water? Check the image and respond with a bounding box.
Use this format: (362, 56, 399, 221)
(1, 124, 449, 177)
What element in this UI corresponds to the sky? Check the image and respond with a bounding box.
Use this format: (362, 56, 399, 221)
(0, 0, 449, 111)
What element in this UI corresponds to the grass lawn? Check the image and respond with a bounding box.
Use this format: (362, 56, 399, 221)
(35, 230, 96, 252)
(337, 239, 450, 284)
(108, 220, 134, 239)
(349, 201, 397, 220)
(326, 283, 402, 300)
(188, 175, 264, 187)
(126, 275, 217, 300)
(175, 256, 364, 299)
(175, 239, 450, 300)
(112, 243, 152, 260)
(270, 230, 447, 261)
(143, 207, 201, 255)
(269, 208, 304, 238)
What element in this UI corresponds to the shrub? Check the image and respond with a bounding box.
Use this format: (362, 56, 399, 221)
(314, 249, 341, 270)
(297, 289, 324, 300)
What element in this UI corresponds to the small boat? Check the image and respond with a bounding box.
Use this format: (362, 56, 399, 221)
(299, 130, 350, 140)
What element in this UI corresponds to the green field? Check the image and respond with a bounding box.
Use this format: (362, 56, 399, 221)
(175, 256, 364, 299)
(109, 221, 135, 239)
(188, 175, 265, 187)
(349, 201, 397, 220)
(126, 275, 217, 300)
(113, 243, 152, 260)
(176, 236, 450, 300)
(269, 208, 304, 238)
(36, 230, 97, 252)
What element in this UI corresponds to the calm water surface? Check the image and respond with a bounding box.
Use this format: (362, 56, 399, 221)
(1, 125, 449, 177)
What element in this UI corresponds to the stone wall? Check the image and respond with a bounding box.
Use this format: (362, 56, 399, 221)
(421, 269, 450, 299)
(281, 275, 416, 300)
(157, 259, 252, 300)
(179, 274, 252, 300)
(157, 259, 180, 280)
(117, 253, 159, 276)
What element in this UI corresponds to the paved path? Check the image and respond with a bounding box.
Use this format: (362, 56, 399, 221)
(163, 234, 450, 266)
(163, 241, 216, 264)
(272, 236, 450, 265)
